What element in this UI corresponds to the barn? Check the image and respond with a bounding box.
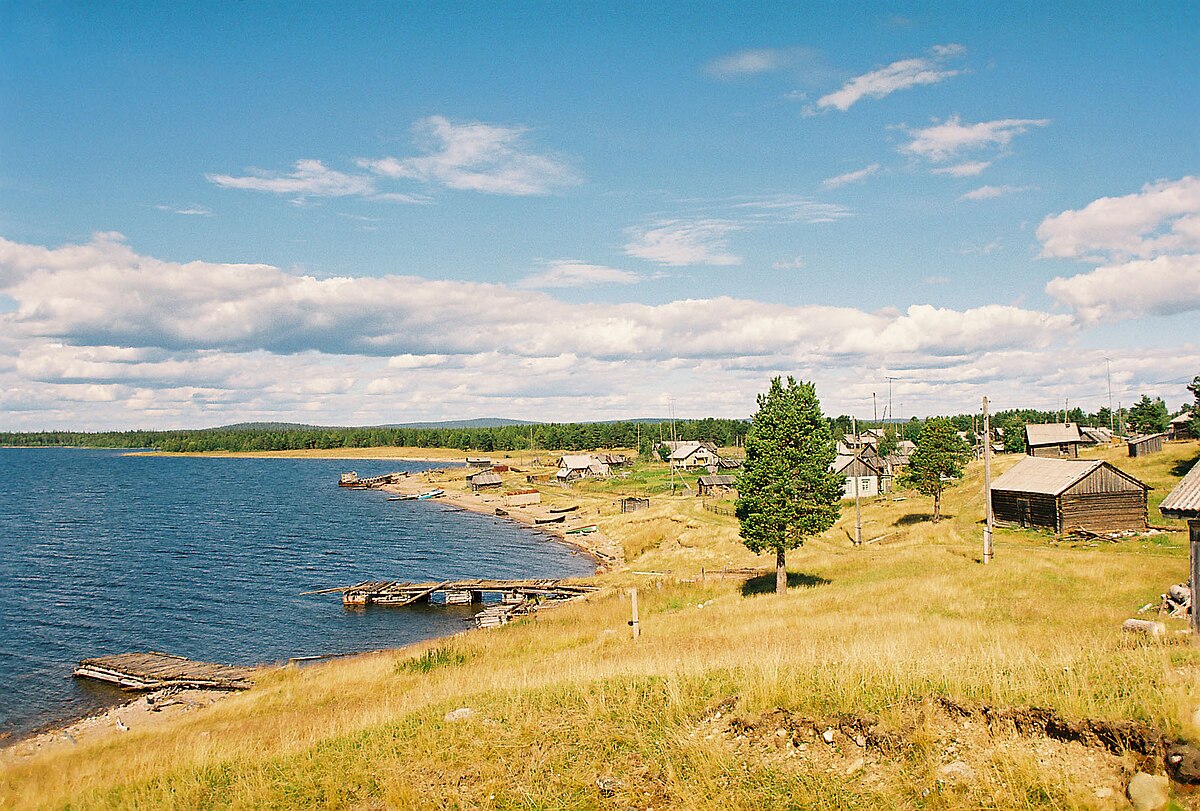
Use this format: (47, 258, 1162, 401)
(1127, 433, 1165, 458)
(1024, 423, 1085, 458)
(990, 457, 1148, 533)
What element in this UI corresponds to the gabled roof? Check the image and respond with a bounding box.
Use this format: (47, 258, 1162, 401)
(1024, 422, 1083, 446)
(1127, 433, 1165, 446)
(991, 456, 1146, 496)
(1161, 460, 1200, 518)
(833, 454, 884, 476)
(1171, 413, 1193, 425)
(697, 475, 736, 487)
(669, 442, 714, 460)
(558, 455, 595, 470)
(467, 471, 503, 486)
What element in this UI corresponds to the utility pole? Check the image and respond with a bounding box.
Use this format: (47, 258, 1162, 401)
(886, 376, 899, 426)
(983, 396, 994, 564)
(872, 392, 878, 425)
(1105, 357, 1115, 435)
(852, 417, 862, 547)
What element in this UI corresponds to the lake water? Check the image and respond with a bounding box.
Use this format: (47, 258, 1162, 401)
(0, 448, 594, 738)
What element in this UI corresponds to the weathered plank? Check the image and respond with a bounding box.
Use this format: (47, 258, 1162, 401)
(73, 652, 256, 690)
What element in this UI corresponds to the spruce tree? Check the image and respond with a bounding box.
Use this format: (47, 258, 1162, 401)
(735, 377, 842, 595)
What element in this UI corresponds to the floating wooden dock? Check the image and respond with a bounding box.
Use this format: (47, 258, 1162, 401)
(309, 578, 597, 608)
(73, 652, 256, 690)
(338, 471, 408, 488)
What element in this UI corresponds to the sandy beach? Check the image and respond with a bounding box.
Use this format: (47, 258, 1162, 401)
(376, 467, 624, 571)
(1, 688, 235, 762)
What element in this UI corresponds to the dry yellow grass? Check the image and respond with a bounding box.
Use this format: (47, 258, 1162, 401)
(4, 441, 1199, 809)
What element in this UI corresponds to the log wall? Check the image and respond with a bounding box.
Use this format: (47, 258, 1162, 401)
(992, 491, 1059, 530)
(1060, 491, 1147, 532)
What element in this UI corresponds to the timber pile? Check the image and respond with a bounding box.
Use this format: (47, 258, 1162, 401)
(1139, 584, 1192, 618)
(73, 652, 256, 690)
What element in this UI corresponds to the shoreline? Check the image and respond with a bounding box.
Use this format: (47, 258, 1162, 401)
(376, 471, 623, 571)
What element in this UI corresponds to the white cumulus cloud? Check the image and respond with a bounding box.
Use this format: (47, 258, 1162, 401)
(900, 116, 1049, 163)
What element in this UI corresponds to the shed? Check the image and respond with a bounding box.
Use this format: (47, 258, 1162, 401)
(1080, 426, 1113, 445)
(1127, 433, 1165, 458)
(1024, 423, 1085, 458)
(620, 496, 650, 513)
(1169, 414, 1194, 441)
(697, 475, 736, 497)
(467, 471, 503, 491)
(990, 457, 1148, 533)
(1160, 460, 1200, 519)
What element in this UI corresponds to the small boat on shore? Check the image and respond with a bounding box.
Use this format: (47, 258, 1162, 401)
(548, 505, 579, 514)
(495, 508, 509, 516)
(565, 524, 598, 535)
(535, 515, 566, 525)
(387, 494, 417, 501)
(416, 489, 445, 500)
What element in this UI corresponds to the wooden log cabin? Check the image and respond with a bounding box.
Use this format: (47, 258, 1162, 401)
(1127, 433, 1165, 457)
(990, 456, 1149, 534)
(1024, 422, 1085, 458)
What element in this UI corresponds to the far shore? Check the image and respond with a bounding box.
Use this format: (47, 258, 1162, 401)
(130, 446, 475, 462)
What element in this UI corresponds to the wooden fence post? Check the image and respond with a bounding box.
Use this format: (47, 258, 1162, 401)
(631, 588, 640, 640)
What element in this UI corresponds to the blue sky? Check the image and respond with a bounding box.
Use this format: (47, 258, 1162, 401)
(1, 1, 1197, 429)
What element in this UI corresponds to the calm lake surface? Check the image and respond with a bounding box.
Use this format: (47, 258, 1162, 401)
(0, 448, 594, 737)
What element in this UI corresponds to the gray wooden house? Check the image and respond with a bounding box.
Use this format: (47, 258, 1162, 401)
(1024, 423, 1085, 458)
(1127, 433, 1165, 458)
(697, 474, 736, 497)
(467, 470, 503, 491)
(990, 457, 1148, 533)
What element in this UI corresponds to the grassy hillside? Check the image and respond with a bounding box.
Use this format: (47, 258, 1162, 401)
(4, 442, 1199, 809)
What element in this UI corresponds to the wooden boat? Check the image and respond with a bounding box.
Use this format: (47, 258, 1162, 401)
(495, 508, 509, 516)
(535, 515, 566, 525)
(548, 505, 579, 513)
(564, 524, 598, 535)
(387, 494, 417, 501)
(417, 488, 445, 500)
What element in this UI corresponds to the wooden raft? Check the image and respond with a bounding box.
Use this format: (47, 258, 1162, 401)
(73, 652, 256, 690)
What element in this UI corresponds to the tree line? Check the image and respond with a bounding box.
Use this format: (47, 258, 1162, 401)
(0, 418, 752, 454)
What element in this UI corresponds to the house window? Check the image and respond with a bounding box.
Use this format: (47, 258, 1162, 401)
(1059, 443, 1069, 453)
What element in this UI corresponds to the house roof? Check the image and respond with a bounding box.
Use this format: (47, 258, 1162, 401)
(1080, 426, 1112, 444)
(558, 455, 595, 470)
(1024, 422, 1083, 446)
(1171, 414, 1193, 425)
(468, 471, 502, 486)
(1127, 433, 1165, 446)
(991, 456, 1146, 496)
(697, 475, 736, 487)
(833, 454, 884, 476)
(1161, 460, 1200, 518)
(669, 442, 713, 460)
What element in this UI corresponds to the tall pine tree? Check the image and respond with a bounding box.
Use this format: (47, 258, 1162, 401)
(736, 377, 842, 595)
(897, 417, 972, 523)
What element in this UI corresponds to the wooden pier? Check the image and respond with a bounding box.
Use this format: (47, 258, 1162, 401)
(312, 578, 596, 607)
(338, 471, 408, 488)
(73, 652, 256, 690)
(306, 578, 597, 627)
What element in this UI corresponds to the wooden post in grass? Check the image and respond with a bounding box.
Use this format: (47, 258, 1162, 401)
(631, 588, 641, 640)
(852, 417, 862, 547)
(982, 396, 994, 564)
(1190, 520, 1200, 641)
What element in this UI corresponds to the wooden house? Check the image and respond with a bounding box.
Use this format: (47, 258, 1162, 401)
(466, 470, 503, 492)
(1080, 426, 1113, 445)
(669, 442, 719, 470)
(1127, 433, 1165, 458)
(990, 457, 1148, 533)
(833, 454, 888, 499)
(555, 455, 610, 482)
(1024, 423, 1085, 458)
(697, 475, 736, 497)
(1169, 414, 1195, 441)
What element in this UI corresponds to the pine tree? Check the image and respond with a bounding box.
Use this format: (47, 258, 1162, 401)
(897, 417, 972, 523)
(735, 377, 842, 595)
